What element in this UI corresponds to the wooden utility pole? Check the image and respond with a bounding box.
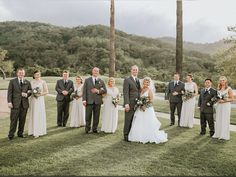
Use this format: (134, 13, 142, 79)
(109, 0, 116, 77)
(176, 0, 183, 76)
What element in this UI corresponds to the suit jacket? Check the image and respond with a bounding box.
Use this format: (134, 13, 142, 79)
(123, 76, 141, 109)
(7, 78, 32, 109)
(82, 77, 107, 105)
(198, 87, 217, 113)
(55, 79, 74, 102)
(165, 80, 185, 103)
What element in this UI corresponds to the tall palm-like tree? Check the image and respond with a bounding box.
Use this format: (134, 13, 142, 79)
(109, 0, 115, 77)
(176, 0, 183, 76)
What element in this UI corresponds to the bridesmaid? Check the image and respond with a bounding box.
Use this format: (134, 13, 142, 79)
(180, 74, 198, 128)
(213, 76, 234, 140)
(69, 75, 85, 128)
(28, 70, 48, 138)
(101, 77, 120, 133)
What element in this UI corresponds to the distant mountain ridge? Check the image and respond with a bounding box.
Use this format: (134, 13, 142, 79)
(159, 37, 232, 55)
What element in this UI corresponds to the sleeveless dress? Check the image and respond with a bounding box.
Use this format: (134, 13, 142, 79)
(28, 80, 47, 137)
(213, 87, 232, 140)
(180, 82, 196, 128)
(70, 84, 85, 127)
(101, 87, 119, 133)
(128, 90, 168, 144)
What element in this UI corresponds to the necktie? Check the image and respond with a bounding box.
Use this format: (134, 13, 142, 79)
(64, 80, 67, 86)
(95, 78, 97, 85)
(135, 78, 139, 85)
(20, 79, 23, 86)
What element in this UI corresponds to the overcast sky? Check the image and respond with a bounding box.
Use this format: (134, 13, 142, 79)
(0, 0, 235, 43)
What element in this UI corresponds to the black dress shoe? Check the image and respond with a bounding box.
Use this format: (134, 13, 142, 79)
(200, 132, 206, 135)
(18, 135, 26, 138)
(63, 124, 66, 127)
(93, 130, 99, 133)
(57, 124, 62, 127)
(8, 137, 13, 141)
(169, 123, 174, 126)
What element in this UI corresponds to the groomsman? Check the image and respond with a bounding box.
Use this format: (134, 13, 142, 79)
(198, 79, 217, 136)
(82, 67, 107, 133)
(55, 70, 74, 127)
(7, 68, 32, 140)
(165, 73, 185, 126)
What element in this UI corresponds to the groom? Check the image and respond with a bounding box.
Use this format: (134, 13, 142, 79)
(7, 68, 32, 140)
(123, 65, 141, 141)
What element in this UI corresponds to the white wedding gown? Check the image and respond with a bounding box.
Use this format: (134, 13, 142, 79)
(28, 80, 47, 137)
(128, 91, 168, 144)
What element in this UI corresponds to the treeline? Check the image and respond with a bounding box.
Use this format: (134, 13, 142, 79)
(0, 21, 228, 87)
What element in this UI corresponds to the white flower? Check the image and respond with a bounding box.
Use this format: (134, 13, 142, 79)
(33, 89, 38, 94)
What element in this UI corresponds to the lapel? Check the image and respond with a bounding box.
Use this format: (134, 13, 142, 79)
(130, 76, 139, 89)
(15, 78, 22, 91)
(89, 77, 95, 87)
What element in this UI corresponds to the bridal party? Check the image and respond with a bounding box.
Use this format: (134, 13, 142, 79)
(6, 65, 235, 143)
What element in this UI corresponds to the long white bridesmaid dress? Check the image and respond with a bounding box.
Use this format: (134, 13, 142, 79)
(28, 79, 47, 137)
(213, 87, 232, 140)
(70, 84, 85, 127)
(180, 82, 197, 128)
(101, 86, 119, 133)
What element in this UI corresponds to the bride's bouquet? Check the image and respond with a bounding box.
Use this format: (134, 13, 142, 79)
(182, 90, 194, 101)
(134, 96, 152, 112)
(32, 87, 41, 98)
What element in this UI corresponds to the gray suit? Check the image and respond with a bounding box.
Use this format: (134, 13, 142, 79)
(82, 77, 107, 132)
(198, 87, 217, 135)
(7, 78, 32, 138)
(123, 76, 141, 140)
(166, 80, 185, 125)
(55, 79, 74, 126)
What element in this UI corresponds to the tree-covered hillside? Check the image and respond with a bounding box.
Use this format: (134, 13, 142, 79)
(0, 21, 219, 83)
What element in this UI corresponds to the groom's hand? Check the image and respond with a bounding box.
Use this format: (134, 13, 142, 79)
(83, 101, 87, 106)
(125, 104, 130, 112)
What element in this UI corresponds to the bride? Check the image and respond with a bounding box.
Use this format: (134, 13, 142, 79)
(128, 77, 168, 144)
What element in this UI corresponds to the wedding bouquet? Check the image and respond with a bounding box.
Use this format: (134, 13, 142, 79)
(32, 87, 41, 98)
(112, 94, 121, 107)
(70, 90, 80, 101)
(207, 91, 227, 106)
(182, 90, 194, 101)
(134, 96, 152, 112)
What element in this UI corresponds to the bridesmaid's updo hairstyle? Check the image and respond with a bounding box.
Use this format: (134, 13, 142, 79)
(76, 75, 83, 84)
(33, 70, 40, 79)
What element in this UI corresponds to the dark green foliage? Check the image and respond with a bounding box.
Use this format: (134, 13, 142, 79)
(0, 21, 219, 83)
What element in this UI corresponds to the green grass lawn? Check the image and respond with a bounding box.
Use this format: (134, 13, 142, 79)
(0, 96, 236, 176)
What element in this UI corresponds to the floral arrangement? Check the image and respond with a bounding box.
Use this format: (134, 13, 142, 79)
(112, 94, 121, 107)
(207, 91, 227, 106)
(182, 90, 194, 101)
(134, 96, 152, 111)
(71, 90, 80, 100)
(32, 87, 41, 98)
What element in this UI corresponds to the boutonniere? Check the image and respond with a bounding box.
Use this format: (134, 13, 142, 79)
(23, 80, 27, 85)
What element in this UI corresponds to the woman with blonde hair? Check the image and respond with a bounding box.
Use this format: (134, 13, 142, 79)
(213, 76, 234, 140)
(101, 77, 120, 133)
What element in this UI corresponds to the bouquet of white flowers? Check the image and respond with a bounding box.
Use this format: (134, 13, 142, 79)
(182, 90, 194, 101)
(112, 94, 121, 108)
(32, 87, 41, 98)
(134, 96, 152, 112)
